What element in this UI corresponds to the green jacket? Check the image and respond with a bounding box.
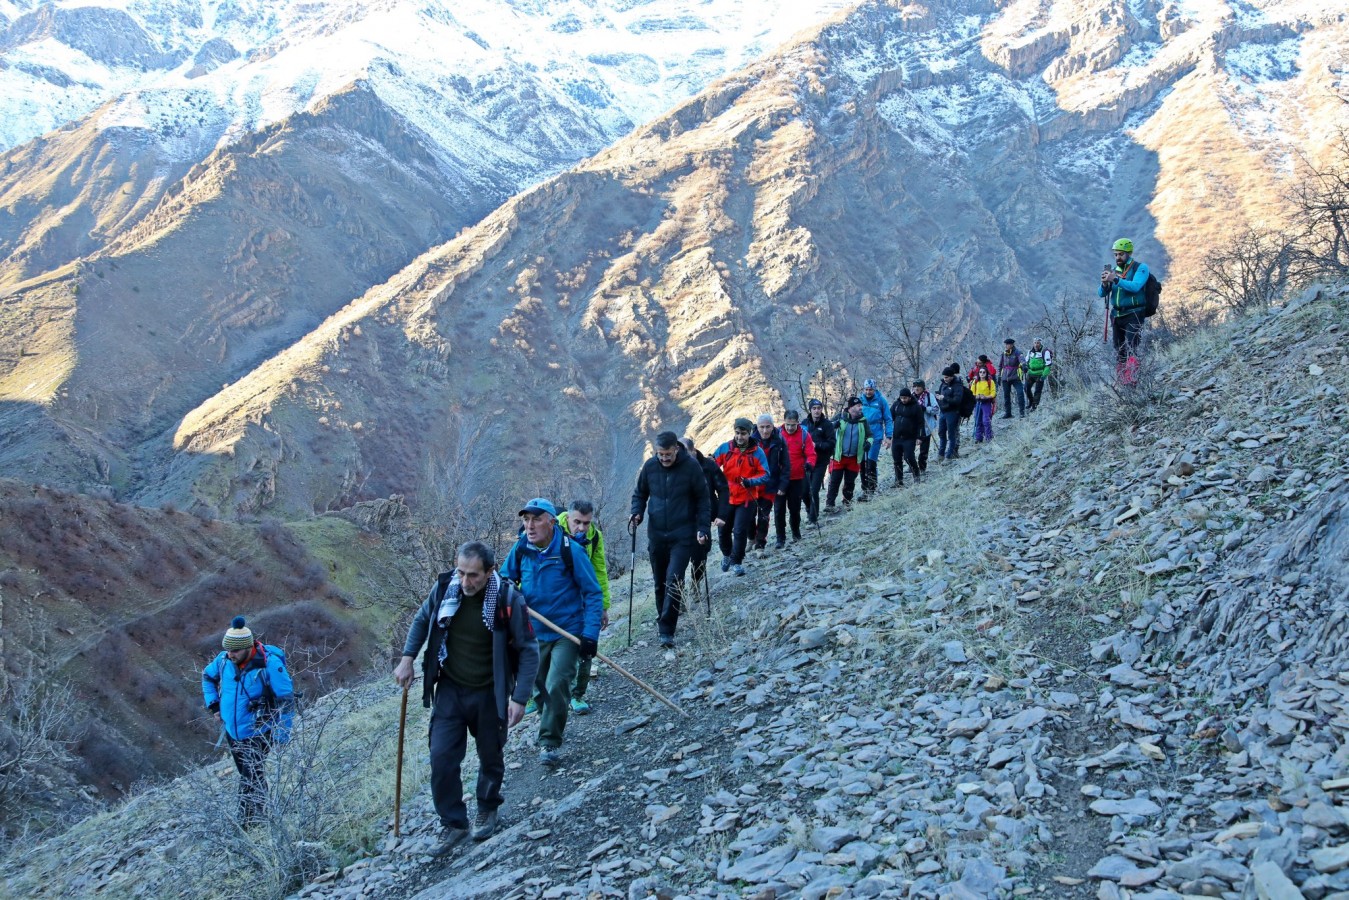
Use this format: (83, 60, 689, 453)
(557, 511, 611, 610)
(832, 414, 870, 464)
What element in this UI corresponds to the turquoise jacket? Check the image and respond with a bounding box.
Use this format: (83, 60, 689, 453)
(1100, 260, 1151, 316)
(203, 643, 295, 742)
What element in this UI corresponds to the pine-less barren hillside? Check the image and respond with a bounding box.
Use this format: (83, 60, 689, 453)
(167, 0, 1349, 519)
(0, 479, 410, 835)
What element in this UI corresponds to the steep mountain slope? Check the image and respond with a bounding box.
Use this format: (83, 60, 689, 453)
(6, 283, 1346, 900)
(164, 0, 1349, 519)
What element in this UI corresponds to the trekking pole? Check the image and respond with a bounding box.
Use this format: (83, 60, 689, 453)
(627, 520, 637, 648)
(394, 683, 409, 837)
(526, 608, 688, 717)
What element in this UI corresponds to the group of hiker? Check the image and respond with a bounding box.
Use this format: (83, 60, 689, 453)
(202, 238, 1153, 848)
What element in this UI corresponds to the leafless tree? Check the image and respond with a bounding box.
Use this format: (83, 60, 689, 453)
(1291, 131, 1349, 277)
(1032, 290, 1110, 390)
(864, 291, 952, 386)
(1198, 225, 1304, 314)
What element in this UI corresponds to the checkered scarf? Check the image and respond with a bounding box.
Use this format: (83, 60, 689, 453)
(436, 570, 499, 667)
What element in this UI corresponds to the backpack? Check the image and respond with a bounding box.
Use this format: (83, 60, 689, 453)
(1143, 271, 1161, 317)
(503, 531, 575, 584)
(958, 385, 976, 420)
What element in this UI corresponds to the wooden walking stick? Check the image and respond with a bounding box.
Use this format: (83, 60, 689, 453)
(394, 682, 409, 837)
(527, 607, 688, 717)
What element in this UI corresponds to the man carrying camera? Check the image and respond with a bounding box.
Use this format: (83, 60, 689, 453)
(1100, 238, 1150, 370)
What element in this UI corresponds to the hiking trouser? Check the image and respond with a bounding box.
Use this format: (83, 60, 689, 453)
(938, 412, 961, 459)
(1000, 379, 1025, 417)
(917, 435, 931, 473)
(861, 458, 879, 495)
(534, 639, 581, 750)
(228, 734, 271, 827)
(719, 502, 756, 564)
(649, 534, 693, 639)
(826, 458, 860, 505)
(774, 479, 806, 541)
(891, 439, 919, 484)
(429, 680, 505, 829)
(973, 399, 994, 442)
(1026, 375, 1045, 409)
(1112, 311, 1145, 363)
(752, 497, 772, 548)
(806, 464, 827, 522)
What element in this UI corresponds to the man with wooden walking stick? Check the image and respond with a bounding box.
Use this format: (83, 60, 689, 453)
(393, 541, 538, 849)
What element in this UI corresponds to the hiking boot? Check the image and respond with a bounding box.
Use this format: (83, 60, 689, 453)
(539, 748, 562, 768)
(659, 634, 675, 649)
(856, 492, 869, 503)
(823, 505, 840, 516)
(720, 555, 731, 573)
(791, 533, 801, 543)
(569, 697, 591, 715)
(435, 824, 469, 855)
(949, 452, 960, 460)
(472, 808, 499, 842)
(774, 538, 786, 550)
(732, 564, 745, 577)
(524, 696, 538, 715)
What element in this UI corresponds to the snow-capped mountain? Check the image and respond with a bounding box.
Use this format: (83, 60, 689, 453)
(0, 0, 854, 162)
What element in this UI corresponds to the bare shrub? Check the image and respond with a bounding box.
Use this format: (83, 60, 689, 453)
(0, 671, 83, 841)
(1198, 225, 1304, 314)
(1086, 366, 1171, 435)
(1033, 290, 1111, 391)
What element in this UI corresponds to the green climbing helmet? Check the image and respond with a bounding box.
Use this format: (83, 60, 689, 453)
(1112, 238, 1134, 253)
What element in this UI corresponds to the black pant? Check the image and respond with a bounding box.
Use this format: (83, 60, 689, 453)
(938, 412, 961, 458)
(774, 479, 806, 541)
(917, 435, 931, 473)
(891, 438, 919, 484)
(649, 534, 693, 638)
(1026, 375, 1045, 409)
(228, 734, 271, 827)
(429, 680, 506, 829)
(806, 464, 827, 522)
(826, 465, 858, 505)
(1112, 312, 1144, 362)
(1001, 380, 1025, 417)
(751, 497, 772, 548)
(718, 502, 756, 563)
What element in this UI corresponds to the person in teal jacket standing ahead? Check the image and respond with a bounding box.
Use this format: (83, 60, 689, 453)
(202, 616, 295, 827)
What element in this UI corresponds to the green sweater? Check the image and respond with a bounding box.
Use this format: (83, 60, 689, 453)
(557, 512, 611, 610)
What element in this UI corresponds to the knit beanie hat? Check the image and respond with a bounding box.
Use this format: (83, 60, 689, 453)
(734, 417, 755, 432)
(223, 616, 254, 650)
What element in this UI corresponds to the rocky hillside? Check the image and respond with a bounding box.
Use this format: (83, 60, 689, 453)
(0, 479, 411, 837)
(6, 284, 1346, 899)
(158, 0, 1349, 522)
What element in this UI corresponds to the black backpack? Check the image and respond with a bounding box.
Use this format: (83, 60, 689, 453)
(1128, 262, 1162, 318)
(958, 385, 976, 420)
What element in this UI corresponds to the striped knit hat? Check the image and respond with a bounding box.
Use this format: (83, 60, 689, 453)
(222, 616, 254, 650)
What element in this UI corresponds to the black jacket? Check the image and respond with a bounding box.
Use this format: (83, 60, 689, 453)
(891, 399, 926, 440)
(805, 413, 836, 461)
(630, 446, 712, 542)
(936, 378, 964, 412)
(692, 448, 732, 523)
(758, 427, 790, 495)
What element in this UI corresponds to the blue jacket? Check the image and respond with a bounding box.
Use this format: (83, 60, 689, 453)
(1100, 260, 1151, 316)
(860, 391, 892, 458)
(202, 643, 295, 742)
(502, 526, 603, 643)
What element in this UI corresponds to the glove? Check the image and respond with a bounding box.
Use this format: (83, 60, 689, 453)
(207, 700, 220, 714)
(579, 637, 598, 658)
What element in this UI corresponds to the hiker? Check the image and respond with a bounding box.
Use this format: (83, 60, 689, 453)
(501, 498, 603, 768)
(680, 436, 730, 596)
(803, 399, 836, 524)
(712, 418, 771, 577)
(890, 388, 924, 486)
(1100, 238, 1150, 376)
(971, 366, 997, 443)
(858, 379, 892, 499)
(968, 354, 997, 383)
(753, 414, 788, 550)
(557, 500, 609, 714)
(935, 365, 964, 461)
(911, 380, 939, 474)
(1025, 339, 1053, 411)
(825, 396, 869, 512)
(394, 542, 539, 844)
(997, 338, 1027, 419)
(774, 410, 817, 545)
(630, 432, 711, 648)
(202, 616, 295, 828)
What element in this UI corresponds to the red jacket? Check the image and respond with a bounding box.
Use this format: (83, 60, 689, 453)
(712, 438, 771, 505)
(779, 424, 817, 480)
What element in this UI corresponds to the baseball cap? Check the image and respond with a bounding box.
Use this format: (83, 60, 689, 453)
(518, 497, 557, 517)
